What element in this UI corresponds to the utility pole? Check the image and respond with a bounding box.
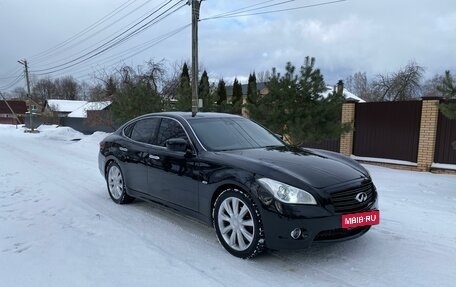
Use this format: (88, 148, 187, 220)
(191, 0, 201, 117)
(18, 59, 34, 132)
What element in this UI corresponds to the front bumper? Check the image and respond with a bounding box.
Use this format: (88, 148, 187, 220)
(259, 198, 378, 250)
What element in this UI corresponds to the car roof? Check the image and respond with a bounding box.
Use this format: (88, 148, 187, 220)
(141, 112, 243, 120)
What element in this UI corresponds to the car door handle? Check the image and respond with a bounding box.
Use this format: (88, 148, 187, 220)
(149, 154, 160, 160)
(119, 147, 128, 152)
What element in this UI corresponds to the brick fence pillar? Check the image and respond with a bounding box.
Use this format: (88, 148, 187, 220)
(417, 97, 441, 171)
(340, 101, 357, 156)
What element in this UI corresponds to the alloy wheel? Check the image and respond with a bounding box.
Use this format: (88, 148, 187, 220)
(217, 197, 255, 251)
(108, 165, 123, 200)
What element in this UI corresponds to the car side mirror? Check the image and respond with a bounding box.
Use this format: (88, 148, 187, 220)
(166, 138, 188, 153)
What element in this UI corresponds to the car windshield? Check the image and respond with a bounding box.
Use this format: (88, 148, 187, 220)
(188, 117, 285, 151)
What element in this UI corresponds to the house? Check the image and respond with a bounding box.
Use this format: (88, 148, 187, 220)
(61, 101, 115, 134)
(67, 101, 112, 118)
(43, 99, 88, 118)
(321, 86, 366, 103)
(0, 100, 27, 124)
(24, 98, 43, 114)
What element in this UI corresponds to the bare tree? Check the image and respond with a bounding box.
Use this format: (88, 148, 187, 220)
(10, 87, 27, 100)
(256, 70, 271, 83)
(86, 83, 106, 102)
(32, 78, 57, 104)
(371, 61, 424, 101)
(56, 76, 80, 100)
(345, 72, 375, 101)
(422, 73, 445, 98)
(142, 60, 166, 93)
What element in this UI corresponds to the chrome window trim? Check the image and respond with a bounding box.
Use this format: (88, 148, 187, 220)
(122, 115, 197, 154)
(175, 114, 208, 152)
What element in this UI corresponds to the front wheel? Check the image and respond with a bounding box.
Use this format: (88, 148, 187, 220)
(213, 188, 265, 259)
(106, 162, 134, 204)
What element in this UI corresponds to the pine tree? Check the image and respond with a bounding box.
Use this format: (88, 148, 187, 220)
(439, 70, 456, 120)
(245, 73, 262, 119)
(230, 78, 243, 115)
(246, 73, 258, 105)
(175, 63, 192, 111)
(199, 70, 213, 112)
(438, 71, 456, 149)
(247, 57, 349, 145)
(216, 79, 227, 112)
(437, 70, 456, 99)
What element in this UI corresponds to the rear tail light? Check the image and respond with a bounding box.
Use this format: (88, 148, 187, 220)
(99, 141, 105, 150)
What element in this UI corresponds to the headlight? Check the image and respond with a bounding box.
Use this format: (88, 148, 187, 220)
(257, 178, 317, 205)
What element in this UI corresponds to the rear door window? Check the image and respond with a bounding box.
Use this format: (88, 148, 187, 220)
(128, 118, 160, 144)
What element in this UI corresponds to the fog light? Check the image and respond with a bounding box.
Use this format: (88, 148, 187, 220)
(290, 228, 302, 239)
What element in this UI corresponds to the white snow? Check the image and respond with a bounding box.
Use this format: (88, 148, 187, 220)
(351, 155, 418, 167)
(1, 124, 455, 287)
(432, 162, 456, 171)
(321, 86, 366, 103)
(67, 101, 111, 118)
(45, 100, 88, 113)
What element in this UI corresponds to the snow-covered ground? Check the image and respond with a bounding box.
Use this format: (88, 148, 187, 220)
(1, 124, 455, 287)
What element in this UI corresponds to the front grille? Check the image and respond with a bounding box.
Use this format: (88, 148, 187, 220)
(330, 182, 376, 213)
(314, 226, 369, 241)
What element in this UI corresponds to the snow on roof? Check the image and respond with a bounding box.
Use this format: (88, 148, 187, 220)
(46, 100, 88, 113)
(67, 101, 111, 118)
(321, 86, 366, 103)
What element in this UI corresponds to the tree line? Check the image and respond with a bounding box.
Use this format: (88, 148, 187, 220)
(5, 57, 456, 146)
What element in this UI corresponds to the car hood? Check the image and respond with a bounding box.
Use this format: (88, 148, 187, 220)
(218, 146, 366, 189)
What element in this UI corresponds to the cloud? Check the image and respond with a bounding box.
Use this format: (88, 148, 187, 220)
(1, 0, 455, 90)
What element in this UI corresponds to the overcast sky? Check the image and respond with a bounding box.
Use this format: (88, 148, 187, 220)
(1, 0, 455, 92)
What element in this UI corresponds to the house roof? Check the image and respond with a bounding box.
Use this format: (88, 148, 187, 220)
(321, 86, 366, 103)
(45, 100, 88, 113)
(67, 101, 112, 118)
(0, 100, 27, 114)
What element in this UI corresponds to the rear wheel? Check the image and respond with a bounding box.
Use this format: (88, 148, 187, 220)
(213, 188, 265, 259)
(106, 162, 134, 204)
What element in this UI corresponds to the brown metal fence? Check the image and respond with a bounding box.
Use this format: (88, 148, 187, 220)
(353, 101, 422, 162)
(434, 100, 456, 164)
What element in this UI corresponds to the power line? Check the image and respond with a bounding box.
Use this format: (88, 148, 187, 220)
(30, 0, 139, 62)
(0, 73, 24, 91)
(31, 0, 175, 72)
(207, 0, 297, 19)
(31, 0, 186, 75)
(208, 0, 277, 19)
(68, 24, 191, 79)
(201, 0, 347, 21)
(0, 67, 23, 80)
(31, 0, 160, 66)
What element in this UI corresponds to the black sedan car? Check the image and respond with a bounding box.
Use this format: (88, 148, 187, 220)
(99, 112, 379, 258)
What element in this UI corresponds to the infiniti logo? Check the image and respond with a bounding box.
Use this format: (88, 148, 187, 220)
(355, 192, 368, 203)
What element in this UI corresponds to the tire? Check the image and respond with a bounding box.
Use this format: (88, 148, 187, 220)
(106, 161, 135, 204)
(213, 188, 265, 259)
